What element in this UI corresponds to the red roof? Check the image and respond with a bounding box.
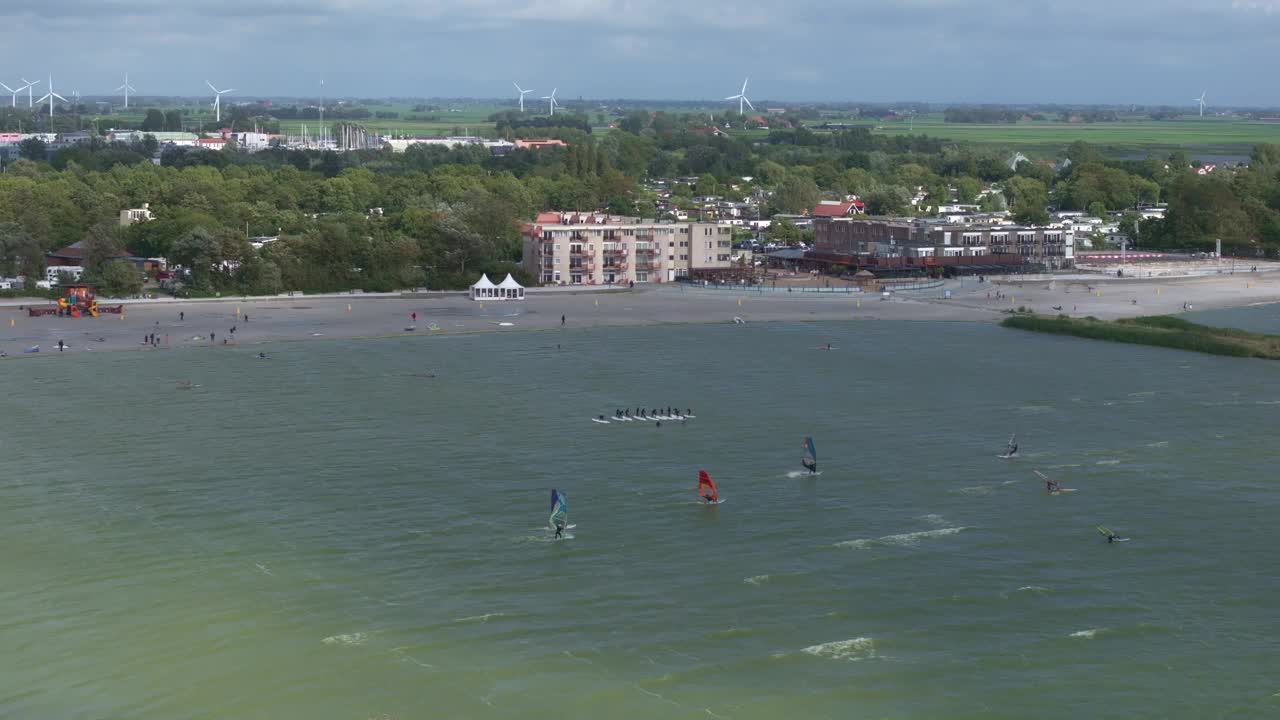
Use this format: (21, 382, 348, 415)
(811, 200, 865, 217)
(535, 212, 562, 224)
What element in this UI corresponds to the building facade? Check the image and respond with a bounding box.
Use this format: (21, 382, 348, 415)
(522, 213, 734, 285)
(814, 216, 1074, 269)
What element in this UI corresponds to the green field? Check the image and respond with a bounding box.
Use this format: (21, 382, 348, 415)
(87, 101, 1280, 153)
(813, 115, 1280, 155)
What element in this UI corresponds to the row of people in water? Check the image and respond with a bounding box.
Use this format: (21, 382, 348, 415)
(612, 407, 694, 420)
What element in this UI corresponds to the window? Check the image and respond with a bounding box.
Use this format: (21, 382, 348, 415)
(554, 244, 561, 250)
(680, 254, 688, 260)
(717, 254, 730, 262)
(668, 241, 675, 248)
(555, 257, 560, 264)
(554, 271, 561, 282)
(571, 273, 583, 285)
(705, 255, 712, 263)
(636, 272, 648, 282)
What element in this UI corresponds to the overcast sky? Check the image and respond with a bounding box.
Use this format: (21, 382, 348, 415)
(4, 0, 1278, 106)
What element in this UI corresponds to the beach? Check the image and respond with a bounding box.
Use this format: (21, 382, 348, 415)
(4, 269, 1280, 356)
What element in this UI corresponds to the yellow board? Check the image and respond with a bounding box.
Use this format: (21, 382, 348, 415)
(347, 303, 352, 312)
(9, 317, 13, 327)
(236, 306, 241, 316)
(737, 298, 742, 306)
(856, 299, 861, 309)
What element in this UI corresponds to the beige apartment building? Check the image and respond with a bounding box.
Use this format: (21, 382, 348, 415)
(522, 212, 734, 285)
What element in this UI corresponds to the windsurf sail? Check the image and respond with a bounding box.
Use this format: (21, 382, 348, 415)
(697, 470, 718, 502)
(549, 489, 568, 529)
(1096, 525, 1113, 538)
(1005, 433, 1017, 454)
(803, 436, 817, 469)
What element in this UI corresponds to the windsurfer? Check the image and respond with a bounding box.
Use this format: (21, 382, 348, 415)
(702, 493, 715, 504)
(554, 520, 565, 540)
(802, 457, 817, 474)
(1046, 478, 1059, 493)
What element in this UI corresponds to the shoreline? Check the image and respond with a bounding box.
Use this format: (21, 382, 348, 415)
(5, 272, 1280, 358)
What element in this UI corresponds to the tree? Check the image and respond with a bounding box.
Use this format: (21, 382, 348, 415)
(81, 223, 125, 276)
(1003, 177, 1050, 225)
(954, 176, 982, 204)
(772, 175, 820, 214)
(17, 137, 46, 161)
(169, 227, 221, 290)
(164, 110, 183, 132)
(0, 222, 45, 280)
(1087, 201, 1108, 219)
(141, 108, 165, 132)
(96, 259, 143, 297)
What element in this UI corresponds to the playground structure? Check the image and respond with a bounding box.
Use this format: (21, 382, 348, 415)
(27, 284, 123, 317)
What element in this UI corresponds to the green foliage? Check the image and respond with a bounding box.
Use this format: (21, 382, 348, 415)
(1002, 314, 1280, 359)
(95, 259, 143, 297)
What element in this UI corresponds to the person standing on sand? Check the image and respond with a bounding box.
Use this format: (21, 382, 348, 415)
(210, 332, 215, 343)
(561, 314, 566, 327)
(180, 311, 184, 322)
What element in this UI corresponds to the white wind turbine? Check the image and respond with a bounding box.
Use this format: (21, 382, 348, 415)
(541, 87, 559, 116)
(1194, 90, 1207, 117)
(513, 82, 533, 112)
(206, 80, 234, 123)
(37, 75, 67, 120)
(726, 77, 754, 115)
(116, 73, 137, 109)
(0, 81, 30, 108)
(22, 77, 40, 108)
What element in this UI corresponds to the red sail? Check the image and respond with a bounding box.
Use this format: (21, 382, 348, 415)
(697, 470, 718, 502)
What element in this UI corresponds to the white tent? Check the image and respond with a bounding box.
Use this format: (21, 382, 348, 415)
(469, 273, 496, 301)
(496, 273, 525, 301)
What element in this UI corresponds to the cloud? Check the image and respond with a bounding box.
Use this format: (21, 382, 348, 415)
(0, 0, 1276, 103)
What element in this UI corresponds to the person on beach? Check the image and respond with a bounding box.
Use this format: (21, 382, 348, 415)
(179, 311, 184, 321)
(58, 339, 65, 352)
(210, 332, 215, 343)
(243, 314, 248, 323)
(561, 314, 566, 327)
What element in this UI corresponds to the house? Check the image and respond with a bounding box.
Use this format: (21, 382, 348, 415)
(120, 203, 155, 227)
(811, 199, 866, 218)
(515, 139, 568, 150)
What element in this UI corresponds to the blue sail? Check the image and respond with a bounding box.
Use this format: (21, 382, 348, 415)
(549, 489, 568, 529)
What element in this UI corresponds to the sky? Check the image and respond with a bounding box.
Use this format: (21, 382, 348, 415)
(3, 0, 1279, 107)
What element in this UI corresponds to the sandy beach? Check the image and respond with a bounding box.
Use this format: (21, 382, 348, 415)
(3, 269, 1279, 356)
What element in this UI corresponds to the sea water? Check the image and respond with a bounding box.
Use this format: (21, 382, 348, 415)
(2, 314, 1278, 719)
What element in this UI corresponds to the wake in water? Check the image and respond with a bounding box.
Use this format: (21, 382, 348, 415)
(743, 574, 770, 586)
(322, 632, 369, 646)
(784, 470, 822, 479)
(1068, 628, 1108, 639)
(799, 637, 877, 661)
(453, 612, 507, 624)
(834, 526, 966, 549)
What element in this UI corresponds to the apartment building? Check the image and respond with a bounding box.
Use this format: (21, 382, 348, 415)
(814, 216, 1074, 269)
(522, 213, 734, 285)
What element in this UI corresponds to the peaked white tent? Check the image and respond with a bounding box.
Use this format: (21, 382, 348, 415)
(470, 273, 496, 301)
(496, 273, 525, 301)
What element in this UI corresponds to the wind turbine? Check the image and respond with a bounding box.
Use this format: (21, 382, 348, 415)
(206, 80, 234, 123)
(541, 88, 558, 116)
(0, 81, 29, 108)
(37, 75, 67, 120)
(22, 77, 40, 108)
(513, 82, 533, 112)
(726, 77, 754, 115)
(116, 73, 136, 109)
(1194, 90, 1207, 117)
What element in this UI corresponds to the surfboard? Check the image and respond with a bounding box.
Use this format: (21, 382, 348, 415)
(1051, 488, 1077, 494)
(590, 418, 611, 424)
(998, 453, 1017, 459)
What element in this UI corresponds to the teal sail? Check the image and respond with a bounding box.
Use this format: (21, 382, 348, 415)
(549, 489, 568, 529)
(802, 437, 817, 472)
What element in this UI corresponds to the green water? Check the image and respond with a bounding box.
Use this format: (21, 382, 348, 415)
(3, 315, 1279, 719)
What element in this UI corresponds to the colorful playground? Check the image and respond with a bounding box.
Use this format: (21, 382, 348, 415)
(27, 285, 123, 318)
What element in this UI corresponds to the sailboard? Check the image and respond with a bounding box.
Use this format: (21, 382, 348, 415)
(1035, 469, 1074, 494)
(591, 418, 611, 424)
(697, 470, 722, 504)
(549, 489, 569, 536)
(802, 436, 818, 474)
(1097, 525, 1129, 541)
(998, 433, 1018, 459)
